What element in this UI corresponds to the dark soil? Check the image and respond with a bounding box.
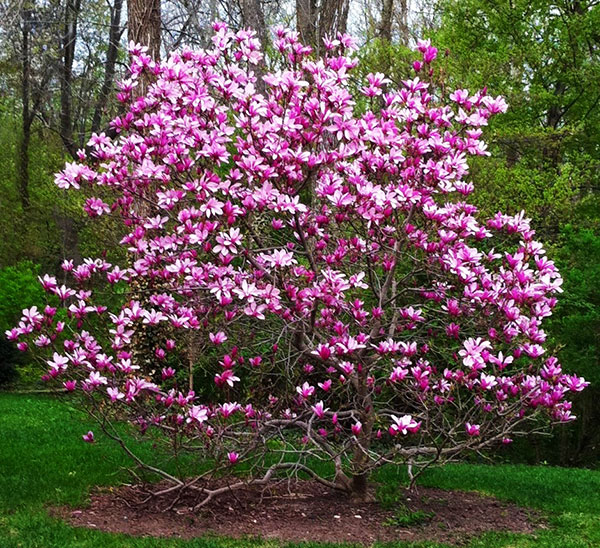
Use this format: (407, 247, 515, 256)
(52, 479, 543, 545)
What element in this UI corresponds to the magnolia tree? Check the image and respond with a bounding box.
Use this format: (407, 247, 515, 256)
(8, 24, 588, 503)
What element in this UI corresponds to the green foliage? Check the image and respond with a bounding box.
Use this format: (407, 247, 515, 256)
(0, 261, 44, 332)
(376, 481, 403, 510)
(0, 261, 45, 385)
(429, 0, 600, 239)
(0, 111, 69, 269)
(550, 225, 600, 381)
(376, 483, 435, 527)
(383, 507, 435, 528)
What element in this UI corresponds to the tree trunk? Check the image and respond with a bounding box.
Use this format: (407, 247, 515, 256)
(319, 0, 350, 40)
(296, 0, 318, 49)
(378, 0, 394, 42)
(18, 7, 32, 212)
(296, 1, 350, 57)
(127, 0, 161, 60)
(239, 0, 267, 94)
(351, 472, 372, 500)
(318, 0, 349, 51)
(350, 368, 375, 501)
(91, 0, 124, 134)
(60, 0, 81, 158)
(239, 0, 267, 45)
(397, 0, 409, 46)
(543, 80, 566, 166)
(127, 0, 161, 96)
(126, 0, 161, 373)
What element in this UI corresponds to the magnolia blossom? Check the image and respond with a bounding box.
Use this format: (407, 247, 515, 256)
(465, 423, 481, 436)
(389, 415, 421, 436)
(82, 431, 95, 443)
(296, 382, 315, 399)
(311, 401, 328, 418)
(187, 406, 208, 424)
(7, 24, 584, 499)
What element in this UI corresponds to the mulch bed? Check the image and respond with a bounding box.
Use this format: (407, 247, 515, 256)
(52, 479, 543, 545)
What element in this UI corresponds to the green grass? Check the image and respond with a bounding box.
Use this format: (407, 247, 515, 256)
(0, 393, 599, 547)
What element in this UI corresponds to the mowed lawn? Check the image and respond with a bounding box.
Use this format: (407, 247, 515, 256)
(0, 393, 599, 548)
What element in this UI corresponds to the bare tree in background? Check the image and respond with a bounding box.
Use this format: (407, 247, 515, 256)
(91, 0, 124, 134)
(296, 0, 349, 53)
(239, 0, 267, 46)
(18, 5, 32, 211)
(162, 0, 215, 49)
(378, 0, 393, 41)
(161, 0, 283, 53)
(353, 0, 440, 46)
(13, 2, 55, 211)
(0, 0, 128, 269)
(296, 0, 316, 46)
(59, 0, 82, 157)
(127, 0, 161, 61)
(377, 0, 413, 45)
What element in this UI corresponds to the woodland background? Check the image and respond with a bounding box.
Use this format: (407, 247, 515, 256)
(0, 0, 598, 467)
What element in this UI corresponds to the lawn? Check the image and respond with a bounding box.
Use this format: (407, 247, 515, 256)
(0, 393, 598, 548)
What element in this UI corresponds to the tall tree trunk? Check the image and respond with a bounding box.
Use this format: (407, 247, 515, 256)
(60, 0, 81, 158)
(318, 0, 350, 50)
(126, 0, 161, 374)
(296, 0, 318, 49)
(127, 0, 161, 60)
(239, 0, 267, 94)
(378, 0, 394, 41)
(91, 0, 124, 134)
(397, 0, 409, 46)
(18, 7, 32, 212)
(239, 0, 267, 45)
(351, 368, 375, 501)
(543, 80, 566, 166)
(127, 0, 161, 96)
(296, 1, 350, 56)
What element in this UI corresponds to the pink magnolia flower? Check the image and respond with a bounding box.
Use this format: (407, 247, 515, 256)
(187, 406, 208, 424)
(209, 331, 228, 345)
(296, 382, 315, 399)
(389, 415, 421, 436)
(318, 379, 332, 392)
(215, 369, 240, 388)
(161, 367, 176, 380)
(351, 422, 362, 436)
(63, 380, 77, 392)
(465, 423, 480, 436)
(82, 431, 95, 443)
(220, 402, 240, 418)
(311, 401, 329, 419)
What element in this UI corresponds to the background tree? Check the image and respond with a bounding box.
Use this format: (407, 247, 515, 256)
(296, 0, 350, 52)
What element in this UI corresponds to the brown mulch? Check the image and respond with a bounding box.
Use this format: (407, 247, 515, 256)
(52, 479, 543, 546)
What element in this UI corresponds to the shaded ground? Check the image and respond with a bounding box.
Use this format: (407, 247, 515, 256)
(53, 479, 542, 545)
